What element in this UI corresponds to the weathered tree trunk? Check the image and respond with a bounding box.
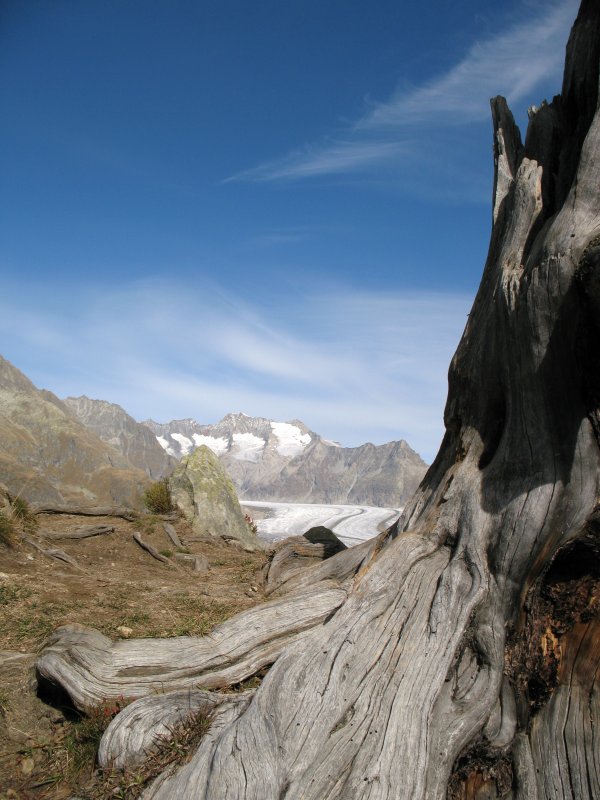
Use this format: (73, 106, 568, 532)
(36, 3, 600, 797)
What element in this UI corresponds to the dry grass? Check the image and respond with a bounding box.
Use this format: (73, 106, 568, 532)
(0, 511, 268, 799)
(93, 710, 211, 799)
(0, 580, 249, 651)
(0, 514, 17, 548)
(9, 702, 212, 800)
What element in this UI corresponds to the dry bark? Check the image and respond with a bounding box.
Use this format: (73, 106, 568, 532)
(35, 3, 600, 797)
(32, 504, 137, 521)
(98, 689, 254, 769)
(262, 529, 347, 595)
(163, 522, 183, 549)
(22, 536, 81, 569)
(41, 524, 115, 540)
(132, 532, 172, 564)
(36, 583, 348, 711)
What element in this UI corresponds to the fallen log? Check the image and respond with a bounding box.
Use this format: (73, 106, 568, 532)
(32, 505, 137, 521)
(41, 525, 115, 540)
(132, 533, 171, 564)
(162, 522, 182, 549)
(22, 536, 80, 569)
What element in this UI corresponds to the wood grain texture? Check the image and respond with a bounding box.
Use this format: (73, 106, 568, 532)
(36, 583, 347, 711)
(98, 688, 253, 769)
(529, 620, 600, 799)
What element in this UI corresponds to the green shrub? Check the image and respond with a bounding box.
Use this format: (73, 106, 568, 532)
(142, 479, 174, 514)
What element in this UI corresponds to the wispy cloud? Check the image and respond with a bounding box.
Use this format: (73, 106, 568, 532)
(360, 0, 576, 128)
(227, 0, 576, 184)
(0, 277, 472, 461)
(226, 140, 407, 183)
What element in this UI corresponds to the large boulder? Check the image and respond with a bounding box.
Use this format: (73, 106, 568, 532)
(169, 445, 263, 551)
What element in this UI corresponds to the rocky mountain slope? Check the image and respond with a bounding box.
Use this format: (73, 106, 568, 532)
(65, 395, 175, 479)
(145, 412, 427, 506)
(0, 355, 149, 507)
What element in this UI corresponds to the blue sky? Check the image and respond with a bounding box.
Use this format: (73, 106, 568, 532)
(0, 0, 578, 461)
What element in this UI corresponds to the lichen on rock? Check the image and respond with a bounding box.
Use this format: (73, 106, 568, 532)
(169, 445, 263, 550)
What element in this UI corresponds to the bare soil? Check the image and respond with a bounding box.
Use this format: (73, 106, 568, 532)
(0, 512, 268, 799)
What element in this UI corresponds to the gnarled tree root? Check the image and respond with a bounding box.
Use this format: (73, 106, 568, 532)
(98, 688, 254, 770)
(36, 582, 348, 711)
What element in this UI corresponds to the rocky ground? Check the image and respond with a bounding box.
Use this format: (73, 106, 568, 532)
(0, 512, 268, 799)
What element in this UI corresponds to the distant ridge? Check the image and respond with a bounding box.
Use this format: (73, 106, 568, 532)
(144, 413, 427, 507)
(65, 395, 175, 479)
(0, 355, 149, 507)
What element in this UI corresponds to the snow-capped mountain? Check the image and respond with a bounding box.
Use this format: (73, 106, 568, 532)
(144, 413, 427, 507)
(147, 413, 314, 459)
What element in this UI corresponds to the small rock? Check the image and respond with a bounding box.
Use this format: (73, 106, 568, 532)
(193, 555, 210, 574)
(174, 553, 209, 573)
(117, 626, 133, 637)
(250, 585, 258, 592)
(20, 756, 35, 775)
(26, 555, 34, 561)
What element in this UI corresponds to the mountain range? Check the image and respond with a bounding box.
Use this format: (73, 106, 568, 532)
(0, 355, 148, 507)
(144, 413, 427, 506)
(0, 353, 427, 508)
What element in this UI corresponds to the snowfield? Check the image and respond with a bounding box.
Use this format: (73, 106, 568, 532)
(241, 501, 403, 547)
(270, 421, 311, 457)
(156, 435, 177, 457)
(192, 433, 229, 454)
(170, 432, 194, 455)
(231, 432, 265, 461)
